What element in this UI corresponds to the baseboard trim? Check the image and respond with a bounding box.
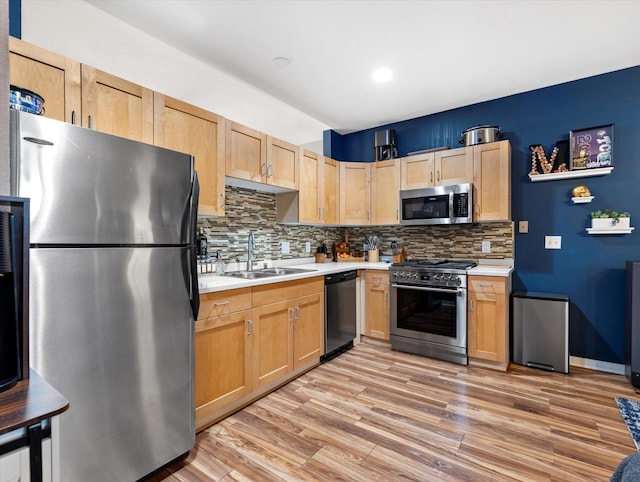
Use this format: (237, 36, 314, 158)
(570, 356, 625, 375)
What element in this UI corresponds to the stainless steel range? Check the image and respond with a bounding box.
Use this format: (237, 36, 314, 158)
(389, 258, 477, 365)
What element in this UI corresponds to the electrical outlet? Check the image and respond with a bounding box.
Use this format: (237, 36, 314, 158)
(545, 236, 562, 249)
(481, 240, 491, 253)
(281, 241, 290, 254)
(518, 220, 529, 233)
(305, 241, 311, 253)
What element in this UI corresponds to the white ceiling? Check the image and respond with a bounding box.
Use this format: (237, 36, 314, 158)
(85, 0, 640, 134)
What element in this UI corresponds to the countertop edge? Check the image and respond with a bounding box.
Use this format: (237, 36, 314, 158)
(198, 262, 391, 293)
(468, 265, 513, 277)
(0, 370, 70, 436)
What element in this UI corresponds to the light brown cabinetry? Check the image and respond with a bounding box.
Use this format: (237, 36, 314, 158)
(277, 151, 338, 225)
(339, 162, 371, 225)
(364, 270, 390, 341)
(400, 147, 473, 189)
(435, 147, 474, 185)
(472, 140, 511, 222)
(400, 152, 435, 190)
(226, 123, 300, 190)
(81, 65, 154, 143)
(196, 277, 323, 430)
(319, 156, 339, 224)
(154, 94, 226, 216)
(371, 159, 400, 225)
(266, 136, 299, 190)
(225, 121, 267, 183)
(8, 37, 81, 124)
(195, 288, 253, 428)
(468, 275, 510, 370)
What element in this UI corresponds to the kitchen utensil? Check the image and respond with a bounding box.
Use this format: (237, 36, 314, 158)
(459, 125, 501, 146)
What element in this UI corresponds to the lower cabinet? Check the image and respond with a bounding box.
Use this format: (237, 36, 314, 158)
(0, 424, 56, 482)
(364, 270, 390, 341)
(195, 277, 324, 431)
(467, 275, 511, 370)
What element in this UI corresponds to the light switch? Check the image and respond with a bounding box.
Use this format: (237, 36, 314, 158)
(519, 220, 529, 233)
(305, 241, 311, 253)
(281, 241, 290, 254)
(482, 240, 491, 253)
(545, 236, 562, 249)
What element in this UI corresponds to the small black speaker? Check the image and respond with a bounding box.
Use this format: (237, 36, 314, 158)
(626, 261, 640, 388)
(0, 211, 20, 393)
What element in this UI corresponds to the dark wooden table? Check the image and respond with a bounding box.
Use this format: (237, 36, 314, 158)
(0, 371, 69, 481)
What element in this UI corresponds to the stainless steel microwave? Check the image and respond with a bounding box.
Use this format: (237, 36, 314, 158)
(399, 183, 473, 225)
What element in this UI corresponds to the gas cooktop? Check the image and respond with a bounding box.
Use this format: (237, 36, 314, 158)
(391, 258, 477, 271)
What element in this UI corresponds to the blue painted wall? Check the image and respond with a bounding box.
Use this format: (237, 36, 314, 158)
(9, 0, 20, 38)
(327, 66, 640, 364)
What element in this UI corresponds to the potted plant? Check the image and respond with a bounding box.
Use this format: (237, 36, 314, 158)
(591, 209, 631, 228)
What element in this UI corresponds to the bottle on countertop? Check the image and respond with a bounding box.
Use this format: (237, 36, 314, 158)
(215, 251, 225, 275)
(196, 228, 207, 259)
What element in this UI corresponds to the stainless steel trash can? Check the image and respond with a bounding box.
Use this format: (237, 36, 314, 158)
(511, 291, 569, 373)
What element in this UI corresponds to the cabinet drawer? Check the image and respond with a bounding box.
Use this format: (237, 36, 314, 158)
(365, 270, 389, 286)
(252, 276, 324, 307)
(198, 288, 252, 320)
(468, 276, 506, 294)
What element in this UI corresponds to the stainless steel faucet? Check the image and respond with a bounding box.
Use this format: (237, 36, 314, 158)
(247, 231, 255, 271)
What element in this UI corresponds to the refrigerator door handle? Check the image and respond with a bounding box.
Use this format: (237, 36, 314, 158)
(186, 171, 200, 320)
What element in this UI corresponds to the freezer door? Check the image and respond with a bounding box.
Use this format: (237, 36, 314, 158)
(29, 247, 194, 482)
(10, 110, 193, 245)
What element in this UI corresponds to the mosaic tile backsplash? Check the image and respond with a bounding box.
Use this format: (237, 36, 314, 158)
(198, 187, 513, 263)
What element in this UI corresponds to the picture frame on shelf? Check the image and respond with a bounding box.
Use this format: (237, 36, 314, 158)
(570, 124, 614, 170)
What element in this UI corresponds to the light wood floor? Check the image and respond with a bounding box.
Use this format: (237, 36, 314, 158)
(151, 343, 638, 481)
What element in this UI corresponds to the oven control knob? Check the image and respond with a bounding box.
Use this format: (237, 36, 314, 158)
(453, 277, 462, 286)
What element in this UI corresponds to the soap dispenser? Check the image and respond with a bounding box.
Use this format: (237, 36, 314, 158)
(215, 251, 225, 275)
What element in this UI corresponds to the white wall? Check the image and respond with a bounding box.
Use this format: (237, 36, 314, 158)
(21, 0, 329, 149)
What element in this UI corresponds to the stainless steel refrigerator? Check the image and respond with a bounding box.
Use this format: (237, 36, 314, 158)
(9, 110, 199, 481)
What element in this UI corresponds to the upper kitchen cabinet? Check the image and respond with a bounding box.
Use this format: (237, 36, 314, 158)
(276, 150, 338, 225)
(473, 140, 511, 222)
(319, 156, 339, 224)
(225, 121, 267, 183)
(266, 136, 299, 190)
(371, 159, 400, 225)
(153, 94, 226, 217)
(400, 152, 435, 190)
(81, 65, 154, 143)
(435, 147, 474, 185)
(340, 162, 371, 225)
(8, 37, 81, 124)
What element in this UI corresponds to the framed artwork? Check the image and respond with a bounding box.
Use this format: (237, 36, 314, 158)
(570, 124, 614, 170)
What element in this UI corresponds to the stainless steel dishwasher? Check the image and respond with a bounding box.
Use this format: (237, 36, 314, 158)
(322, 270, 357, 362)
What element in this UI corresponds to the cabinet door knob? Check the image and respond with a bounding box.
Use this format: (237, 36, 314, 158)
(247, 319, 253, 335)
(88, 115, 93, 129)
(267, 164, 273, 178)
(295, 306, 300, 320)
(261, 163, 267, 176)
(220, 193, 225, 208)
(71, 110, 77, 125)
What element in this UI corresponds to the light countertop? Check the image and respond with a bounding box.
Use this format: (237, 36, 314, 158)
(198, 258, 513, 293)
(198, 261, 390, 293)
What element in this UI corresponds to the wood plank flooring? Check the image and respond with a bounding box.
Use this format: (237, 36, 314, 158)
(150, 344, 638, 481)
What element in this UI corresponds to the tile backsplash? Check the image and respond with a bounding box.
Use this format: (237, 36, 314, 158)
(198, 186, 513, 262)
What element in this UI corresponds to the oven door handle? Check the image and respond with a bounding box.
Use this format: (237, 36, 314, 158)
(392, 284, 464, 296)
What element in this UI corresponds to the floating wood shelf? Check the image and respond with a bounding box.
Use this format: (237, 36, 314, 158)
(529, 167, 613, 182)
(586, 227, 634, 235)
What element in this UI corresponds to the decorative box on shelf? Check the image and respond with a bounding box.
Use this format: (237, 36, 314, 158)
(587, 216, 634, 235)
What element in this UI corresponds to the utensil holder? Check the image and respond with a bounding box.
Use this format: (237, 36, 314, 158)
(368, 249, 379, 263)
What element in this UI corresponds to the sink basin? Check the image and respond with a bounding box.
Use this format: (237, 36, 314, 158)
(222, 271, 278, 280)
(221, 267, 316, 279)
(260, 267, 316, 275)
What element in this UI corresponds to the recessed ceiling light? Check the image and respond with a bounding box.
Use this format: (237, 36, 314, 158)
(272, 56, 292, 68)
(372, 68, 393, 83)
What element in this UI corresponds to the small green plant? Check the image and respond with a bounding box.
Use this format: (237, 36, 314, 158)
(591, 209, 630, 225)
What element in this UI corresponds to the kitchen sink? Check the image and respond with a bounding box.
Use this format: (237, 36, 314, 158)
(222, 267, 316, 279)
(260, 267, 316, 275)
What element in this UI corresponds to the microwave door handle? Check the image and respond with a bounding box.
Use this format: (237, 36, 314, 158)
(449, 191, 454, 220)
